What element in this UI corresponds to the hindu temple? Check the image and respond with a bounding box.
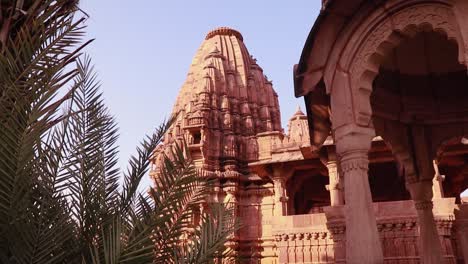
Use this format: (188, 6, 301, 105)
(150, 0, 468, 263)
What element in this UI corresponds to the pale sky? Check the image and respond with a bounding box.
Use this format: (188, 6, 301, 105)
(78, 1, 321, 188)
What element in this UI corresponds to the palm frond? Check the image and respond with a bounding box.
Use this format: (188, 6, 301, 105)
(176, 203, 239, 264)
(119, 120, 172, 215)
(0, 0, 91, 261)
(60, 55, 120, 261)
(0, 2, 237, 262)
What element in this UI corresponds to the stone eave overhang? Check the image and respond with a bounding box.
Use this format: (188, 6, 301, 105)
(294, 0, 370, 96)
(293, 0, 371, 151)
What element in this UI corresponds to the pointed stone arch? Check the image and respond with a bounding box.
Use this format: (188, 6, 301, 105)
(297, 1, 468, 263)
(349, 4, 465, 128)
(329, 2, 466, 130)
(327, 2, 468, 186)
(328, 3, 468, 263)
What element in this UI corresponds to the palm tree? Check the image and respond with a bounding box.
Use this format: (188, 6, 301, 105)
(0, 1, 236, 263)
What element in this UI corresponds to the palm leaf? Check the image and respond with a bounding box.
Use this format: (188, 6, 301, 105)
(0, 1, 91, 262)
(0, 1, 238, 262)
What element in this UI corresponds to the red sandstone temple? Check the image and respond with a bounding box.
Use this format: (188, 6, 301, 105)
(150, 1, 468, 263)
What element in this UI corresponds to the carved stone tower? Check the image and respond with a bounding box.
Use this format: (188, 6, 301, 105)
(151, 27, 281, 177)
(150, 27, 282, 257)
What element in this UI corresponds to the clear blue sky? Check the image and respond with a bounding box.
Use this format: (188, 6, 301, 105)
(78, 1, 321, 188)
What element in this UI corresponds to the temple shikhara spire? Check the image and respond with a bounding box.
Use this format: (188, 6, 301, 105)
(155, 27, 281, 177)
(151, 2, 468, 260)
(150, 27, 308, 260)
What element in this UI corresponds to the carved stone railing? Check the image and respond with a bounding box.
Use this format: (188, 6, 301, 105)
(273, 213, 338, 263)
(272, 199, 466, 264)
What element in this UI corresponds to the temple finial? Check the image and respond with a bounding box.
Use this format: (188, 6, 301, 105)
(294, 105, 305, 116)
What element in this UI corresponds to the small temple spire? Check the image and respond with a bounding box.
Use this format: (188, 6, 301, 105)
(294, 105, 305, 116)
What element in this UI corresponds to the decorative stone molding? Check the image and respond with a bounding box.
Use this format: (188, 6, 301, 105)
(239, 187, 272, 198)
(339, 156, 369, 173)
(327, 222, 346, 238)
(415, 200, 434, 210)
(274, 216, 457, 263)
(377, 219, 417, 232)
(274, 231, 332, 242)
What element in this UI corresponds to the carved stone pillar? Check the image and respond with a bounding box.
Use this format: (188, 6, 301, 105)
(325, 160, 344, 206)
(335, 125, 383, 264)
(406, 181, 443, 264)
(273, 177, 288, 216)
(224, 183, 239, 252)
(456, 224, 468, 263)
(432, 160, 445, 199)
(224, 185, 238, 208)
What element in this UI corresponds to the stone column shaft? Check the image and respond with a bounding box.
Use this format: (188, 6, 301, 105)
(335, 126, 383, 264)
(325, 161, 344, 206)
(407, 181, 443, 264)
(340, 152, 383, 263)
(457, 225, 468, 262)
(273, 177, 288, 216)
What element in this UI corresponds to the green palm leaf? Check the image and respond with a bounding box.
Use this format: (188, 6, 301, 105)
(0, 1, 90, 262)
(0, 1, 238, 263)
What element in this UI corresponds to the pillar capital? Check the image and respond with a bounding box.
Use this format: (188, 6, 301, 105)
(406, 180, 434, 203)
(334, 124, 375, 156)
(340, 155, 369, 173)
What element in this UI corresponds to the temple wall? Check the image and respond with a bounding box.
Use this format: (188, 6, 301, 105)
(271, 199, 467, 263)
(238, 184, 276, 262)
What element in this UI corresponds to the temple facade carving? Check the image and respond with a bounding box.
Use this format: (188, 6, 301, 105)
(150, 1, 468, 261)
